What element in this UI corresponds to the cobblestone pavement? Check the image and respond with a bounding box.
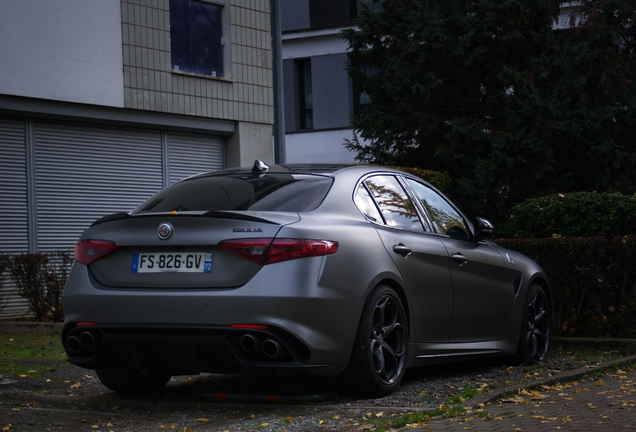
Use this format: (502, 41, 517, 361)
(412, 369, 636, 431)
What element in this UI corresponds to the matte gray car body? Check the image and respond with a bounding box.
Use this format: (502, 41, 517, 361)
(62, 163, 551, 397)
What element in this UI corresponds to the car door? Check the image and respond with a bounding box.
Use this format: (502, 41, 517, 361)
(404, 178, 512, 342)
(355, 175, 453, 343)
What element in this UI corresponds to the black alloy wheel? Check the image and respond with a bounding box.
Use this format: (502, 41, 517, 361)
(513, 284, 551, 364)
(344, 285, 408, 398)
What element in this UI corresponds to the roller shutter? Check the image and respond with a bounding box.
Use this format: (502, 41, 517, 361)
(0, 118, 28, 253)
(34, 122, 164, 252)
(168, 132, 224, 184)
(0, 118, 29, 314)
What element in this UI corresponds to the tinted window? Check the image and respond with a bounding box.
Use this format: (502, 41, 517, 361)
(170, 0, 223, 76)
(406, 179, 469, 238)
(132, 174, 332, 214)
(364, 176, 424, 231)
(354, 183, 382, 222)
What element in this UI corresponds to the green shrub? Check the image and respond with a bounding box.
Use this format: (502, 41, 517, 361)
(9, 251, 73, 322)
(495, 236, 636, 337)
(510, 191, 636, 238)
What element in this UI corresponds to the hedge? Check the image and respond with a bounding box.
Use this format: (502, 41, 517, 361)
(510, 191, 636, 238)
(495, 236, 636, 338)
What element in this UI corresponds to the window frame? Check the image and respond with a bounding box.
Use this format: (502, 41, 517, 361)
(353, 172, 476, 240)
(354, 174, 428, 233)
(296, 58, 314, 130)
(169, 0, 229, 78)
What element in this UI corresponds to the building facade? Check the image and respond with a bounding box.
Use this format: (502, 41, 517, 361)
(279, 0, 381, 164)
(0, 0, 273, 314)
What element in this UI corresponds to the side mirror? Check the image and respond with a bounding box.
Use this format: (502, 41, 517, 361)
(473, 217, 495, 240)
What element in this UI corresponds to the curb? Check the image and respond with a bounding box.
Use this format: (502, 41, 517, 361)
(0, 321, 63, 334)
(469, 351, 636, 408)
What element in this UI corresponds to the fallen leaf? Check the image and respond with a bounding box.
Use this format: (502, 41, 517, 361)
(501, 397, 525, 404)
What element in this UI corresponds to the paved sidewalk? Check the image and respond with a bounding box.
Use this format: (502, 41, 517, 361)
(412, 368, 636, 431)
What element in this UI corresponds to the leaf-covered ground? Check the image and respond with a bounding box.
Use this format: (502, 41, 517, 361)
(0, 334, 634, 431)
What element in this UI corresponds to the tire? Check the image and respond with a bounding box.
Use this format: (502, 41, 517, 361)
(512, 284, 551, 365)
(343, 285, 408, 398)
(96, 369, 171, 393)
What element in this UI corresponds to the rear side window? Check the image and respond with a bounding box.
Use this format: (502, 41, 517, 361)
(132, 173, 333, 214)
(363, 175, 424, 232)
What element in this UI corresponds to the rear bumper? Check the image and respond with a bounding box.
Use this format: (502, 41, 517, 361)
(62, 258, 364, 376)
(62, 322, 325, 374)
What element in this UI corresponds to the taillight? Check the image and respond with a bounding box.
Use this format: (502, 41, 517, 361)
(267, 239, 339, 263)
(218, 238, 338, 265)
(218, 239, 273, 264)
(74, 240, 120, 265)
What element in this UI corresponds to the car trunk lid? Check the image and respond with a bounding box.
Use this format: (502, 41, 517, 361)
(84, 211, 298, 288)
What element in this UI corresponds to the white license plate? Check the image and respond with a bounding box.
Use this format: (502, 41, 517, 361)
(131, 253, 212, 273)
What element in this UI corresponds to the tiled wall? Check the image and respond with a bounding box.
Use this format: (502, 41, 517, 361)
(121, 0, 273, 125)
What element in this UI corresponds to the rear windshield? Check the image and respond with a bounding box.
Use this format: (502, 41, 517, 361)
(131, 173, 333, 214)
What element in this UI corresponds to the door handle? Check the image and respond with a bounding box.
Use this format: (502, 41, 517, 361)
(451, 253, 468, 266)
(392, 244, 412, 257)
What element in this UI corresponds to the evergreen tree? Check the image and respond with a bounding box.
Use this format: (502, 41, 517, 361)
(343, 0, 636, 223)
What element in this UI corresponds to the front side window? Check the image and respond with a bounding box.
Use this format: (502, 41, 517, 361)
(364, 176, 424, 231)
(170, 0, 223, 76)
(406, 179, 469, 239)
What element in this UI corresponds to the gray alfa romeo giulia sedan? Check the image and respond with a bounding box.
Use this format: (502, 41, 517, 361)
(62, 162, 551, 398)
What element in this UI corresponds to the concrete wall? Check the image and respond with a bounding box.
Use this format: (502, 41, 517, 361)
(226, 121, 274, 167)
(285, 129, 357, 164)
(0, 0, 124, 107)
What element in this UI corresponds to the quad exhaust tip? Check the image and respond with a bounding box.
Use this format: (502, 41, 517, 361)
(239, 334, 259, 352)
(67, 335, 82, 354)
(262, 339, 282, 359)
(66, 330, 99, 355)
(238, 333, 286, 360)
